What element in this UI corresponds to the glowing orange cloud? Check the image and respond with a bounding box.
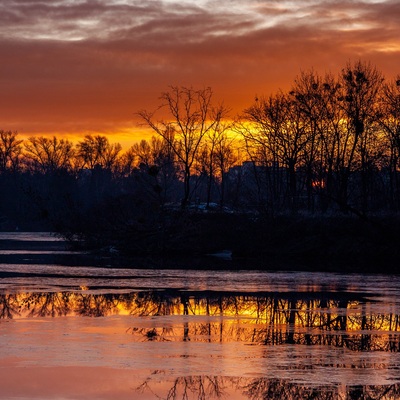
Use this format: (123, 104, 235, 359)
(0, 0, 399, 146)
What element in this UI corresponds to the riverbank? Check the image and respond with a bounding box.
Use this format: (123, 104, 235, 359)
(61, 213, 400, 273)
(2, 215, 399, 274)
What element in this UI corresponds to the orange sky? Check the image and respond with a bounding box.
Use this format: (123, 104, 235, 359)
(1, 0, 400, 148)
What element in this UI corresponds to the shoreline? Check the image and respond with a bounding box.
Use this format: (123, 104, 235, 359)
(1, 214, 400, 274)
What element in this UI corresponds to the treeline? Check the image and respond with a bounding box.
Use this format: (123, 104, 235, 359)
(0, 128, 236, 230)
(1, 60, 400, 255)
(241, 61, 400, 215)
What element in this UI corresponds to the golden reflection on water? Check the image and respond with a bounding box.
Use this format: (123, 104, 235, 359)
(2, 290, 400, 351)
(2, 290, 400, 399)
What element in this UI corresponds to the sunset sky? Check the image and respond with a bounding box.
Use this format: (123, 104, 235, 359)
(1, 0, 400, 147)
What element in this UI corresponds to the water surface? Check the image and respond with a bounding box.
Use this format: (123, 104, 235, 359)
(1, 232, 400, 399)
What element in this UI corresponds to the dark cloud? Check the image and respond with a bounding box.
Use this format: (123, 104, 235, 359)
(0, 0, 399, 143)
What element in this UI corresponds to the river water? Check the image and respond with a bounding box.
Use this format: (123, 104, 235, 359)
(1, 232, 400, 399)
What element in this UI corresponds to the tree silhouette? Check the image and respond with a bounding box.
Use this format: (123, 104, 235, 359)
(24, 136, 74, 173)
(0, 130, 22, 172)
(337, 61, 383, 213)
(138, 86, 228, 208)
(76, 134, 121, 170)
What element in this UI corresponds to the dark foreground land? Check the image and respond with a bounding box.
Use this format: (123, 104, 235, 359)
(48, 213, 400, 274)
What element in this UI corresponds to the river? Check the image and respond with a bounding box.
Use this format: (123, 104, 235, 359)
(1, 232, 400, 399)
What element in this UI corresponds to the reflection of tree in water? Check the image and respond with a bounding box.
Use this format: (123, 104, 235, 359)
(20, 292, 71, 317)
(243, 378, 337, 400)
(348, 384, 400, 400)
(137, 375, 400, 400)
(128, 291, 400, 352)
(243, 379, 400, 400)
(2, 290, 400, 351)
(74, 293, 126, 317)
(0, 293, 19, 319)
(3, 289, 400, 398)
(0, 291, 134, 318)
(137, 375, 227, 400)
(132, 291, 183, 316)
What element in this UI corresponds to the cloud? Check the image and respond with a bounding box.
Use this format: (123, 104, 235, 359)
(0, 0, 399, 143)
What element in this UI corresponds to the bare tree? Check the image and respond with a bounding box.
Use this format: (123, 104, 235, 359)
(24, 136, 74, 173)
(243, 92, 309, 212)
(290, 70, 332, 211)
(117, 146, 137, 177)
(124, 136, 178, 204)
(379, 75, 400, 209)
(0, 130, 23, 172)
(138, 86, 228, 207)
(196, 121, 233, 208)
(337, 61, 383, 213)
(291, 63, 385, 214)
(76, 135, 107, 169)
(76, 135, 122, 170)
(214, 131, 237, 208)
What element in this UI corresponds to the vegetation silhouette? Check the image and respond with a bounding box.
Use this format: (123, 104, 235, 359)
(1, 61, 400, 268)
